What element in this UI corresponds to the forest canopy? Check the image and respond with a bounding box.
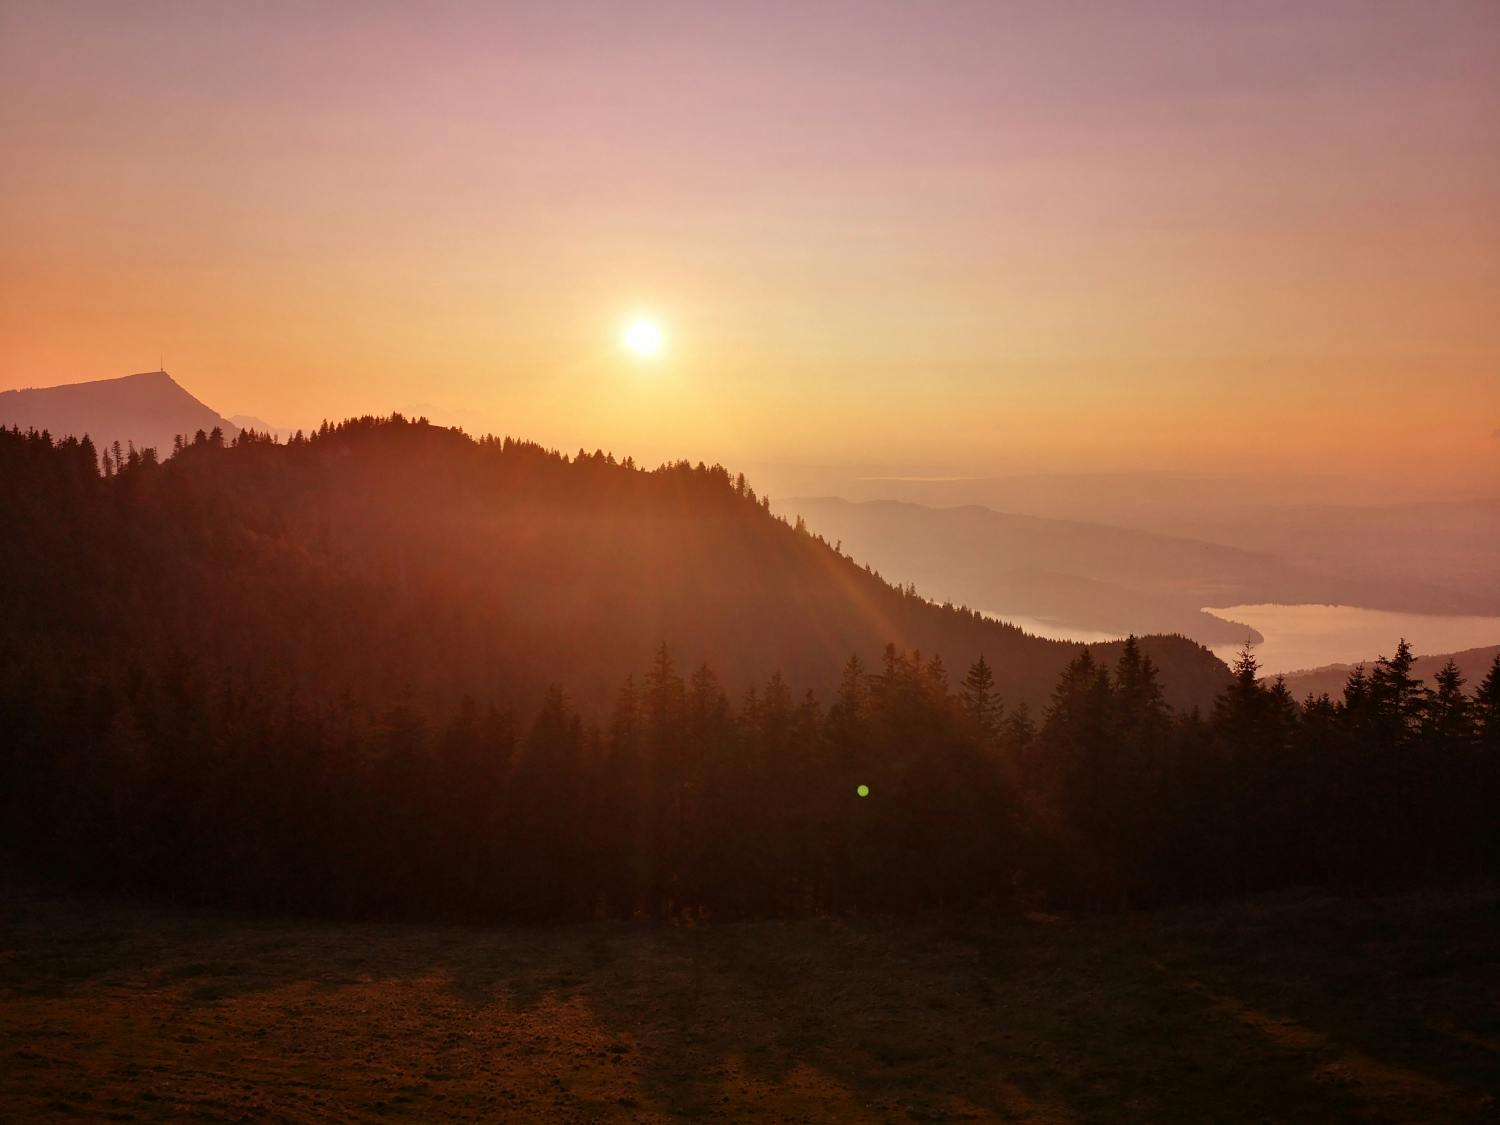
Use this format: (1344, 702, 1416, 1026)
(2, 422, 1497, 919)
(0, 417, 1227, 716)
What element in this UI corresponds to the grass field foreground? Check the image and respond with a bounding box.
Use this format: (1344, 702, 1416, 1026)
(2, 887, 1497, 1121)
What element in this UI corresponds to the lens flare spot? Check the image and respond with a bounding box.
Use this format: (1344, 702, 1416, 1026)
(856, 783, 870, 797)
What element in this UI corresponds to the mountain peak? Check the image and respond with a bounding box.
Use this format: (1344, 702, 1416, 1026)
(0, 369, 238, 454)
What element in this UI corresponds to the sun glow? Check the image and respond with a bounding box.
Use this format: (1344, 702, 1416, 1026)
(621, 316, 666, 359)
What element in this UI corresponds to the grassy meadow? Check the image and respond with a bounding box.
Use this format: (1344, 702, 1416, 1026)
(2, 886, 1497, 1122)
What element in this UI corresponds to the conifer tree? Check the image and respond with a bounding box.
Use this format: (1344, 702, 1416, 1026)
(1424, 660, 1474, 747)
(1370, 638, 1425, 741)
(960, 655, 1002, 745)
(1474, 654, 1500, 751)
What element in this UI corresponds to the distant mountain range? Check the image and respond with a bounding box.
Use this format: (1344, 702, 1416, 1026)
(1277, 645, 1500, 701)
(11, 370, 1491, 660)
(0, 371, 238, 458)
(764, 473, 1500, 619)
(770, 497, 1500, 651)
(773, 497, 1273, 646)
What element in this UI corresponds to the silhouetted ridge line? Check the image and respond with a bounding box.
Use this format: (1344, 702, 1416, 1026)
(0, 416, 1230, 717)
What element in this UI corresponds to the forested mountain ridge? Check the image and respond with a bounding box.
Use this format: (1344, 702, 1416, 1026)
(4, 421, 1497, 921)
(0, 417, 1228, 716)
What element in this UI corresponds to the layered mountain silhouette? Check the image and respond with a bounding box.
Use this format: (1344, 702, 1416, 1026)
(774, 497, 1500, 648)
(772, 497, 1274, 645)
(0, 415, 1230, 714)
(771, 474, 1500, 618)
(0, 370, 238, 460)
(1277, 644, 1500, 701)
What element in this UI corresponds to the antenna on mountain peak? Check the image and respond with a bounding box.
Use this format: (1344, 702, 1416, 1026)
(159, 349, 164, 374)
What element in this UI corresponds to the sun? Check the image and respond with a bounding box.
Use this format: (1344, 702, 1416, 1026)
(621, 316, 665, 359)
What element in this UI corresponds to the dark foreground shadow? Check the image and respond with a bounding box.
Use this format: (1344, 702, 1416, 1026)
(2, 886, 1497, 1122)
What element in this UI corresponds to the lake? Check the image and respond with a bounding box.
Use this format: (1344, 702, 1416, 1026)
(987, 603, 1500, 677)
(1206, 604, 1500, 675)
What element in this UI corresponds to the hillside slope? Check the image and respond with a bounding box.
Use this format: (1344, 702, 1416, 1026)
(0, 417, 1228, 714)
(0, 371, 238, 460)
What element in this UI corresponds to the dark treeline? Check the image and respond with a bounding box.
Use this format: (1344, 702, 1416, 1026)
(2, 422, 1496, 919)
(4, 633, 1497, 920)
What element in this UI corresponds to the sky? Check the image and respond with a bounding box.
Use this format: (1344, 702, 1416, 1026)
(2, 1, 1498, 484)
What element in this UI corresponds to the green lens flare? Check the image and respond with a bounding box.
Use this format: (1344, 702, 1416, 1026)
(856, 784, 870, 797)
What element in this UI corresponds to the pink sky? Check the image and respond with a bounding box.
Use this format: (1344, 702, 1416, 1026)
(3, 1, 1497, 483)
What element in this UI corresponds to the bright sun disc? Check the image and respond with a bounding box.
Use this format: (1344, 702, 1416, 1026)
(622, 317, 665, 358)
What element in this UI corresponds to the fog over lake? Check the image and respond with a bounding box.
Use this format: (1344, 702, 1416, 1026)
(1206, 604, 1500, 675)
(985, 614, 1126, 646)
(992, 604, 1500, 677)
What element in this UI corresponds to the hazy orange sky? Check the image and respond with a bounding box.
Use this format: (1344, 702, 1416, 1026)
(3, 1, 1497, 483)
